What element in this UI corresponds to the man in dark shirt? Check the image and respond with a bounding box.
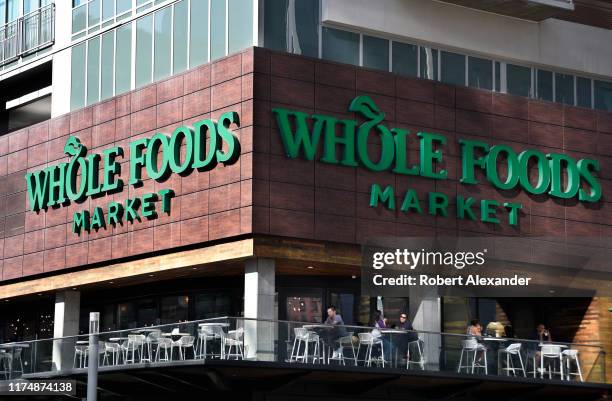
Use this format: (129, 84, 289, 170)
(395, 313, 418, 360)
(324, 305, 347, 358)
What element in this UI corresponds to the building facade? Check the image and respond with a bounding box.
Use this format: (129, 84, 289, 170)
(0, 0, 611, 399)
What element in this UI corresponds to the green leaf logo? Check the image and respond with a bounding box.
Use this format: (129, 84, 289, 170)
(64, 136, 83, 157)
(348, 95, 385, 122)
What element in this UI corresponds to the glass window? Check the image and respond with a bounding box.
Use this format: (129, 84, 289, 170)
(263, 0, 287, 52)
(294, 0, 319, 57)
(135, 14, 152, 88)
(116, 0, 130, 14)
(210, 0, 226, 60)
(507, 64, 531, 97)
(88, 0, 101, 27)
(173, 0, 188, 74)
(160, 295, 189, 324)
(468, 56, 492, 90)
(286, 294, 322, 323)
(263, 0, 318, 57)
(228, 0, 253, 53)
(72, 4, 86, 33)
(101, 31, 114, 100)
(441, 51, 465, 86)
(136, 298, 158, 326)
(102, 0, 114, 21)
(117, 302, 136, 329)
(24, 0, 40, 14)
(576, 77, 592, 108)
(595, 80, 612, 112)
(537, 69, 553, 101)
(7, 0, 18, 21)
(555, 73, 574, 106)
(86, 36, 100, 105)
(322, 27, 358, 65)
(154, 7, 171, 81)
(71, 43, 86, 110)
(115, 23, 131, 94)
(420, 47, 438, 80)
(189, 0, 208, 68)
(194, 293, 232, 319)
(495, 62, 501, 92)
(0, 0, 5, 26)
(363, 35, 389, 71)
(392, 41, 417, 78)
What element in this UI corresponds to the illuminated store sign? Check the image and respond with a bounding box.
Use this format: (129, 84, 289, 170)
(273, 96, 601, 226)
(26, 112, 240, 234)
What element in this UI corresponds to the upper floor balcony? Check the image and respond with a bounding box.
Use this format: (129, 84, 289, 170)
(0, 2, 54, 67)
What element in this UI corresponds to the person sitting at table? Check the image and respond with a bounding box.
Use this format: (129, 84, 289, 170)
(467, 319, 483, 337)
(393, 313, 418, 363)
(528, 323, 552, 375)
(534, 323, 552, 342)
(324, 305, 347, 358)
(466, 319, 487, 365)
(371, 311, 393, 363)
(373, 310, 386, 328)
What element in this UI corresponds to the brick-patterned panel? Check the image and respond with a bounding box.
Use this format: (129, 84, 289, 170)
(0, 49, 256, 282)
(252, 47, 612, 246)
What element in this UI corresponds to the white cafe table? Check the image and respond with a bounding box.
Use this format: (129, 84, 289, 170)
(108, 337, 128, 342)
(131, 328, 160, 334)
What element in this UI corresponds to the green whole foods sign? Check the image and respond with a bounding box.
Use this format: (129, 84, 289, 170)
(273, 96, 601, 226)
(26, 112, 240, 234)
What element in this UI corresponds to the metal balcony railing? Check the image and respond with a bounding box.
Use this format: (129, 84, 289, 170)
(0, 3, 55, 67)
(0, 316, 606, 385)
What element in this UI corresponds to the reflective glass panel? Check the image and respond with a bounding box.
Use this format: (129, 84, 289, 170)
(173, 0, 188, 74)
(507, 64, 531, 97)
(577, 77, 592, 108)
(153, 7, 171, 81)
(321, 27, 358, 65)
(189, 0, 208, 67)
(363, 35, 389, 71)
(537, 69, 553, 101)
(135, 14, 153, 88)
(440, 51, 465, 86)
(115, 23, 131, 94)
(101, 30, 114, 100)
(228, 0, 253, 53)
(210, 0, 226, 60)
(392, 41, 418, 78)
(468, 56, 492, 90)
(595, 80, 612, 112)
(420, 47, 438, 80)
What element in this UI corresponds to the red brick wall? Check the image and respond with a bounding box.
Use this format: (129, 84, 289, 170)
(250, 48, 612, 243)
(0, 49, 256, 282)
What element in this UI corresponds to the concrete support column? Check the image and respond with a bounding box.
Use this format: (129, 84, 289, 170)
(409, 287, 441, 370)
(52, 291, 80, 371)
(244, 258, 275, 361)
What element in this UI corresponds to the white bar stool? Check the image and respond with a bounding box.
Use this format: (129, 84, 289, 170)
(357, 332, 385, 367)
(498, 343, 526, 377)
(562, 349, 583, 382)
(457, 338, 487, 374)
(540, 344, 564, 380)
